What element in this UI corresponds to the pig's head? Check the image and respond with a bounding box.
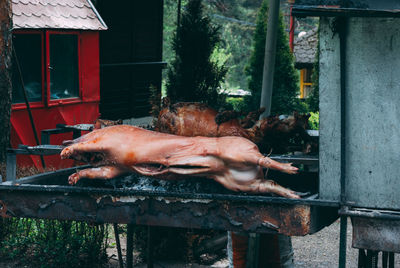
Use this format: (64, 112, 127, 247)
(61, 125, 219, 177)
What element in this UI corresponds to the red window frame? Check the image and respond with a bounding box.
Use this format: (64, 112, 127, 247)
(46, 30, 82, 107)
(11, 30, 82, 110)
(12, 30, 45, 111)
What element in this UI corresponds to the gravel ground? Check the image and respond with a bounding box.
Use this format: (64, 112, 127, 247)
(293, 218, 357, 268)
(118, 218, 400, 268)
(293, 218, 400, 268)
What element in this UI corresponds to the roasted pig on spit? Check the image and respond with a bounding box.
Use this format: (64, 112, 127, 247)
(61, 125, 300, 198)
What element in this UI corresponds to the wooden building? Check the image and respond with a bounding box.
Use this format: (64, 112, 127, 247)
(11, 0, 107, 168)
(95, 0, 164, 120)
(293, 28, 317, 99)
(11, 0, 165, 168)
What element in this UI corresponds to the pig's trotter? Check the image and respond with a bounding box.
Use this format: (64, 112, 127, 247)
(258, 157, 298, 175)
(68, 173, 80, 185)
(259, 180, 300, 199)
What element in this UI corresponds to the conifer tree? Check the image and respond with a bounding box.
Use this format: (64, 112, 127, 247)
(245, 0, 303, 115)
(166, 0, 227, 108)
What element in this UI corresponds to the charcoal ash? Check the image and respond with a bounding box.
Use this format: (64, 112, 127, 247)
(75, 173, 235, 195)
(108, 174, 234, 195)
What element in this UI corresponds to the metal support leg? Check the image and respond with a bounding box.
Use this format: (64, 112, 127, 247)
(126, 224, 134, 268)
(113, 223, 124, 268)
(389, 252, 394, 268)
(339, 216, 348, 268)
(6, 151, 17, 182)
(246, 233, 260, 268)
(147, 226, 154, 268)
(359, 249, 367, 268)
(383, 252, 388, 268)
(372, 251, 378, 268)
(41, 131, 50, 145)
(366, 250, 378, 268)
(375, 251, 394, 268)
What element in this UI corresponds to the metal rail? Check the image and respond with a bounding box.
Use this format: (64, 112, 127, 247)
(0, 180, 340, 207)
(100, 61, 167, 68)
(340, 207, 400, 221)
(270, 155, 318, 165)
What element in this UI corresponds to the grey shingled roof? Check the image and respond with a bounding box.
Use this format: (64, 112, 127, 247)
(12, 0, 107, 30)
(293, 28, 317, 68)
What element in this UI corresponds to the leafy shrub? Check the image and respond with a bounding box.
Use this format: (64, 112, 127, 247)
(0, 167, 109, 268)
(244, 0, 301, 115)
(225, 97, 245, 111)
(0, 218, 109, 268)
(308, 112, 319, 130)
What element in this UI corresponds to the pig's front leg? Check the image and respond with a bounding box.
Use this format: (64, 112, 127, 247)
(68, 166, 130, 185)
(258, 157, 298, 175)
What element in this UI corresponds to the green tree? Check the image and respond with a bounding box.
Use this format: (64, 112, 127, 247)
(205, 0, 262, 91)
(245, 0, 304, 115)
(166, 0, 227, 108)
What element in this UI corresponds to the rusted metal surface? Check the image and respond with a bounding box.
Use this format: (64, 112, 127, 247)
(352, 216, 400, 253)
(0, 189, 326, 236)
(0, 167, 338, 236)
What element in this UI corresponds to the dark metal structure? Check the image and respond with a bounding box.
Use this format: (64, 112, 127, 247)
(0, 166, 337, 236)
(293, 0, 400, 17)
(3, 139, 337, 267)
(293, 1, 400, 267)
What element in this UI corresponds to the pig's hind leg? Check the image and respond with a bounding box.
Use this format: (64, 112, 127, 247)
(256, 180, 300, 199)
(213, 172, 300, 199)
(235, 178, 300, 199)
(68, 166, 130, 185)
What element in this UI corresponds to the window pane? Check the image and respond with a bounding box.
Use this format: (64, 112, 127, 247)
(50, 34, 79, 99)
(12, 34, 42, 104)
(304, 68, 313, 83)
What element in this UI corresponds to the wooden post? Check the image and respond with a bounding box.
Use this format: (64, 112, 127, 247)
(289, 6, 295, 52)
(259, 0, 280, 118)
(0, 0, 13, 162)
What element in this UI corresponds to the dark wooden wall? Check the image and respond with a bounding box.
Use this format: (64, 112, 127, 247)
(96, 0, 164, 120)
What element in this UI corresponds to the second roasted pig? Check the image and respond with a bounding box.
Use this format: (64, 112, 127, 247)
(155, 101, 312, 154)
